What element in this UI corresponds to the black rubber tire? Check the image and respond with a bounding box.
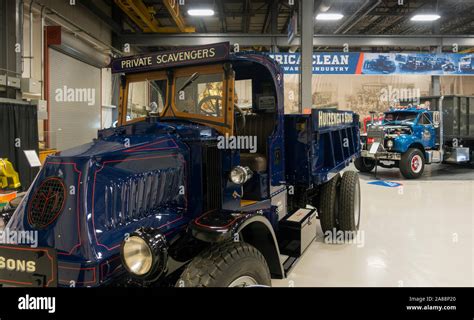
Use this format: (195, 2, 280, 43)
(339, 171, 361, 235)
(318, 173, 341, 234)
(399, 148, 425, 179)
(176, 242, 271, 287)
(354, 157, 376, 172)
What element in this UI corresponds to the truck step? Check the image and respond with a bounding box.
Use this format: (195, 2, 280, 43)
(278, 208, 317, 258)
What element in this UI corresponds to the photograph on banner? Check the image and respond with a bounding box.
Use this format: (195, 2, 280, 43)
(267, 52, 474, 75)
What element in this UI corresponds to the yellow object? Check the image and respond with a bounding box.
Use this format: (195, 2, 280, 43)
(241, 200, 257, 207)
(114, 0, 195, 33)
(0, 159, 21, 189)
(39, 149, 57, 164)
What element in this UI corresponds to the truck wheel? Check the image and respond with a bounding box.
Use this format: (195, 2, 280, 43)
(176, 242, 271, 287)
(318, 173, 341, 235)
(338, 171, 361, 236)
(354, 157, 375, 172)
(400, 148, 425, 179)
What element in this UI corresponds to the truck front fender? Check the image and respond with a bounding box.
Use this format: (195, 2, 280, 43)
(189, 211, 285, 279)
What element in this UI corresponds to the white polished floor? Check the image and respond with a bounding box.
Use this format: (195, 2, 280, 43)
(273, 163, 474, 287)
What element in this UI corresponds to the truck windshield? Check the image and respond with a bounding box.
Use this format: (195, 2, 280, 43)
(174, 73, 224, 117)
(126, 78, 167, 122)
(384, 112, 418, 124)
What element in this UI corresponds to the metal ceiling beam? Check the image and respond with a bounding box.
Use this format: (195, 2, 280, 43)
(261, 0, 271, 33)
(216, 0, 227, 33)
(79, 0, 123, 34)
(242, 0, 250, 33)
(117, 33, 474, 48)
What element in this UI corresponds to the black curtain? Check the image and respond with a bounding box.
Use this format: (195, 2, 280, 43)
(0, 102, 39, 190)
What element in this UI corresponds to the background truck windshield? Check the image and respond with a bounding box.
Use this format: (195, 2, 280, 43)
(384, 112, 418, 123)
(174, 73, 224, 117)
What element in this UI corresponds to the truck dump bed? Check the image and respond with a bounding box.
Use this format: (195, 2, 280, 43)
(425, 95, 474, 143)
(285, 109, 360, 187)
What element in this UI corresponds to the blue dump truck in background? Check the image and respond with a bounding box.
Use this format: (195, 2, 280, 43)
(0, 43, 361, 287)
(355, 96, 474, 179)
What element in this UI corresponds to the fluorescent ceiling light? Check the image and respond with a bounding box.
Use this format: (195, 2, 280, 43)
(316, 13, 344, 21)
(411, 14, 440, 21)
(188, 9, 215, 16)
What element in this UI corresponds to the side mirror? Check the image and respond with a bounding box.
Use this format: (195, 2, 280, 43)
(432, 111, 440, 127)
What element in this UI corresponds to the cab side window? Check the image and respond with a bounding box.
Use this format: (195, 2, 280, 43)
(419, 113, 432, 125)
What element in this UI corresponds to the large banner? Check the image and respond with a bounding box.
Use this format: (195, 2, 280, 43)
(266, 52, 474, 75)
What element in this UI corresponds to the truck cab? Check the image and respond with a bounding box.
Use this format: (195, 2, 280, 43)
(1, 43, 361, 287)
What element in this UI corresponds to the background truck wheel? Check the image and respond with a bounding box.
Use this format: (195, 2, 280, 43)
(318, 173, 341, 235)
(177, 242, 271, 287)
(354, 157, 376, 172)
(338, 171, 361, 236)
(400, 148, 425, 179)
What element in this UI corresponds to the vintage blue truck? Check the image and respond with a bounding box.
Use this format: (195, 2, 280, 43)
(0, 43, 361, 287)
(355, 96, 473, 179)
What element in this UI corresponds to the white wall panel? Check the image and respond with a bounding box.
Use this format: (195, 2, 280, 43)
(49, 49, 101, 151)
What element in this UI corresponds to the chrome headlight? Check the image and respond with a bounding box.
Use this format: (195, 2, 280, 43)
(386, 140, 394, 149)
(122, 236, 153, 276)
(121, 228, 168, 281)
(229, 166, 253, 184)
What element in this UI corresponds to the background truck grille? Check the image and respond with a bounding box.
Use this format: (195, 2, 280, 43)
(202, 145, 222, 212)
(28, 177, 66, 229)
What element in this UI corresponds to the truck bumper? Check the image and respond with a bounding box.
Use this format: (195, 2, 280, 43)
(361, 150, 401, 160)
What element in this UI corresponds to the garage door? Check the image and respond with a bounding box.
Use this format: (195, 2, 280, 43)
(49, 49, 101, 151)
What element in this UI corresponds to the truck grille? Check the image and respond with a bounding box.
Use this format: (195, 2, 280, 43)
(102, 168, 184, 230)
(367, 127, 385, 141)
(202, 145, 222, 212)
(28, 177, 66, 229)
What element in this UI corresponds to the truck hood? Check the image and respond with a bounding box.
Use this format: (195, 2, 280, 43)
(5, 120, 204, 286)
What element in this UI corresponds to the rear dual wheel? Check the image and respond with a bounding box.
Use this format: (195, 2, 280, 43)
(317, 171, 361, 238)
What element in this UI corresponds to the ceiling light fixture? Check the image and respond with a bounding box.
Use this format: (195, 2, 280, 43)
(188, 9, 215, 17)
(411, 14, 441, 21)
(316, 13, 344, 21)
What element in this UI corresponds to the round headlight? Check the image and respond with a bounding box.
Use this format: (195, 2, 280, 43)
(230, 166, 253, 184)
(387, 140, 394, 149)
(122, 236, 153, 276)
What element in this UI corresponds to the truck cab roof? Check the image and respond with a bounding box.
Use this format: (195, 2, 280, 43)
(386, 107, 430, 114)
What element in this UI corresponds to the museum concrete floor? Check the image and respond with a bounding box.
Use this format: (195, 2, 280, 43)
(273, 163, 474, 287)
